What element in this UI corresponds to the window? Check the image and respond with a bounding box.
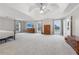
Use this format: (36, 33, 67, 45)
(16, 20, 21, 32)
(53, 20, 62, 35)
(25, 22, 33, 29)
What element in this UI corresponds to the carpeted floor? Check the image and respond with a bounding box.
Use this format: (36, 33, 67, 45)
(0, 33, 77, 55)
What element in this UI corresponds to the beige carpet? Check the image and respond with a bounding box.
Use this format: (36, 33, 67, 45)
(0, 33, 77, 55)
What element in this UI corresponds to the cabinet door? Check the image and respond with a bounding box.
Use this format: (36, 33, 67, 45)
(44, 25, 51, 34)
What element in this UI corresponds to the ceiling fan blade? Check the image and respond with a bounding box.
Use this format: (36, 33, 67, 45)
(45, 9, 50, 13)
(41, 9, 50, 14)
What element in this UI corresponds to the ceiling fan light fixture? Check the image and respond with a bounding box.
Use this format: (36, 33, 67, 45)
(40, 4, 46, 14)
(40, 10, 44, 14)
(42, 6, 46, 9)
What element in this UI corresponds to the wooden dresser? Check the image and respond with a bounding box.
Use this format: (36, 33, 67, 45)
(25, 28, 35, 33)
(65, 35, 79, 54)
(43, 25, 51, 34)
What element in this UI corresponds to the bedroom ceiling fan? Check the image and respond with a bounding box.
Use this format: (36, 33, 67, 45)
(39, 3, 48, 14)
(29, 3, 59, 14)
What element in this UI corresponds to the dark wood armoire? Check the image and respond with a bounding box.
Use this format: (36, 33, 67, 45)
(43, 25, 51, 34)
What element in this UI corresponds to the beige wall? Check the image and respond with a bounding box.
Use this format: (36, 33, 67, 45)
(0, 17, 14, 31)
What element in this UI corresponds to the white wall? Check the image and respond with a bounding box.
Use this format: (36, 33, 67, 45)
(72, 16, 79, 36)
(0, 17, 14, 31)
(71, 7, 79, 36)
